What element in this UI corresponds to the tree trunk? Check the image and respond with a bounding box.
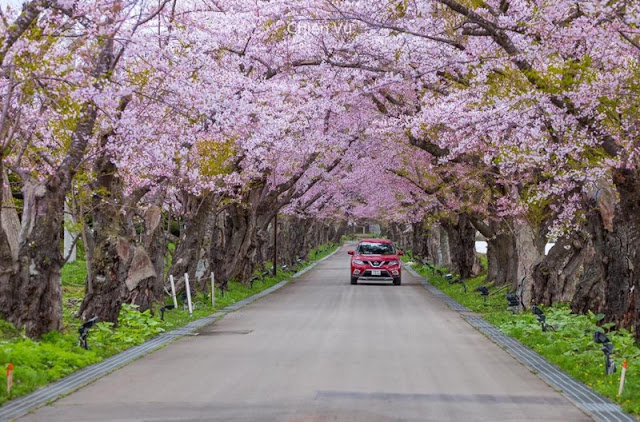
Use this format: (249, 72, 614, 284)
(411, 221, 427, 258)
(485, 219, 517, 287)
(123, 204, 166, 312)
(77, 139, 158, 323)
(443, 214, 478, 279)
(77, 170, 133, 324)
(424, 224, 437, 264)
(6, 180, 66, 337)
(532, 234, 586, 305)
(571, 169, 640, 337)
(168, 194, 214, 292)
(514, 220, 546, 306)
(212, 194, 259, 284)
(0, 164, 19, 330)
(438, 223, 452, 268)
(1, 101, 101, 337)
(1, 169, 19, 260)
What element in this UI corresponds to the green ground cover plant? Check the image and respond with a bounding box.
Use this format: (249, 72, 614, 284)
(0, 242, 339, 407)
(404, 256, 640, 415)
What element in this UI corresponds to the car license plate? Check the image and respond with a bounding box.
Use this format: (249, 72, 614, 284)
(371, 270, 381, 276)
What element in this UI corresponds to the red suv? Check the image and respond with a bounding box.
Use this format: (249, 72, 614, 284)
(348, 239, 403, 285)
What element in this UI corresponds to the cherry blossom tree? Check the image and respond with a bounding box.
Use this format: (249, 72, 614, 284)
(2, 0, 640, 338)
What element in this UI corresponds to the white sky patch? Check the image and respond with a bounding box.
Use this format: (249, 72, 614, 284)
(2, 0, 25, 11)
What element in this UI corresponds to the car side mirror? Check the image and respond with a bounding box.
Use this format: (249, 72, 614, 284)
(398, 250, 404, 256)
(347, 250, 355, 255)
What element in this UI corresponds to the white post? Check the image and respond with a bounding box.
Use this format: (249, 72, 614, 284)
(211, 272, 215, 309)
(184, 273, 193, 315)
(63, 203, 77, 262)
(618, 360, 628, 396)
(169, 274, 178, 309)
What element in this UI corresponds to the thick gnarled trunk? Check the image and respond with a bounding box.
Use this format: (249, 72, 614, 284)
(443, 214, 478, 279)
(3, 180, 66, 337)
(531, 234, 585, 305)
(78, 157, 133, 324)
(211, 197, 258, 284)
(168, 194, 215, 292)
(123, 204, 166, 312)
(571, 170, 640, 337)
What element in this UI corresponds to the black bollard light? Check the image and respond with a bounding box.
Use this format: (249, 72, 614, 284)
(475, 286, 489, 304)
(531, 305, 554, 332)
(219, 279, 228, 297)
(446, 274, 468, 293)
(78, 316, 98, 350)
(458, 279, 468, 293)
(160, 304, 175, 321)
(594, 331, 616, 375)
(506, 294, 521, 313)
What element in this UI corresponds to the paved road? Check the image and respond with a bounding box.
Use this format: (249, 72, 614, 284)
(22, 245, 591, 421)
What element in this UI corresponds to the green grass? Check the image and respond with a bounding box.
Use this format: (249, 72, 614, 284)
(0, 242, 339, 406)
(404, 257, 640, 416)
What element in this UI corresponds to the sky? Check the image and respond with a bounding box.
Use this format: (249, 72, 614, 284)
(1, 0, 25, 10)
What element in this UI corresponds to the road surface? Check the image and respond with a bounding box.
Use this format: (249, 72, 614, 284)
(21, 244, 591, 421)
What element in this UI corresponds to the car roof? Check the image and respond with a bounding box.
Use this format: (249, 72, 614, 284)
(359, 238, 393, 244)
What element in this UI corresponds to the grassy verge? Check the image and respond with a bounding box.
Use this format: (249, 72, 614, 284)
(404, 256, 640, 416)
(0, 242, 339, 406)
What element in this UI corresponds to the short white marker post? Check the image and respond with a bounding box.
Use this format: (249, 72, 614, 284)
(184, 273, 193, 316)
(211, 272, 215, 309)
(169, 274, 178, 309)
(618, 360, 628, 396)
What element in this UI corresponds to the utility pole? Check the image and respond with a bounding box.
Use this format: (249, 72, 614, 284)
(273, 213, 278, 276)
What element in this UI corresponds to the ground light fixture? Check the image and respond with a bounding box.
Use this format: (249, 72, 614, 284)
(160, 304, 175, 321)
(78, 316, 98, 350)
(594, 330, 616, 376)
(219, 279, 229, 296)
(531, 306, 555, 332)
(422, 259, 444, 276)
(475, 286, 489, 304)
(506, 293, 521, 313)
(445, 273, 468, 293)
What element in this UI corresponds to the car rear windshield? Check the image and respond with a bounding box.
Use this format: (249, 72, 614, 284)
(357, 242, 395, 255)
